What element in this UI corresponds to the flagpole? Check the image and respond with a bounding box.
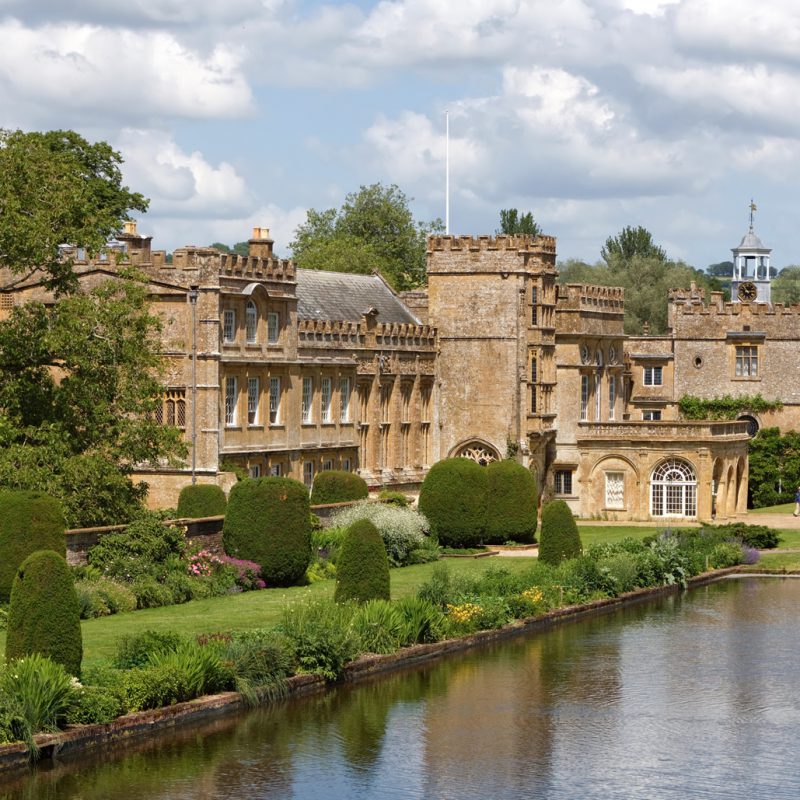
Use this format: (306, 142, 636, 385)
(445, 110, 450, 235)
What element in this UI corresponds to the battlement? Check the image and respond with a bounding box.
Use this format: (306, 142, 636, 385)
(374, 321, 436, 347)
(298, 318, 364, 344)
(427, 234, 557, 255)
(169, 247, 296, 282)
(557, 283, 625, 312)
(297, 318, 436, 348)
(671, 296, 800, 317)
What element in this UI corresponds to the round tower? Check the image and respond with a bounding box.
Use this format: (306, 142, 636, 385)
(731, 201, 771, 304)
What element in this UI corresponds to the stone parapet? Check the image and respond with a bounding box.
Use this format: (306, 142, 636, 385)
(577, 420, 749, 441)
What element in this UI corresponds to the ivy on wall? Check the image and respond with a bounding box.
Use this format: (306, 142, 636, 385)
(677, 394, 782, 420)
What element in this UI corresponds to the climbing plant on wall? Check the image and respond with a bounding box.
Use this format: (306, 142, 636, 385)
(678, 394, 782, 420)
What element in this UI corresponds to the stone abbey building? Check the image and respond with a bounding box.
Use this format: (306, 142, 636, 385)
(6, 219, 792, 524)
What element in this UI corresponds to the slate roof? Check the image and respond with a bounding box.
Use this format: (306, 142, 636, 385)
(736, 228, 769, 251)
(295, 269, 420, 324)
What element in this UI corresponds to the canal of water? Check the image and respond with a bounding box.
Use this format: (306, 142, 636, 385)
(2, 576, 799, 800)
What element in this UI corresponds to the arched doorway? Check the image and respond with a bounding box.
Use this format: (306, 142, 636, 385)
(650, 459, 697, 518)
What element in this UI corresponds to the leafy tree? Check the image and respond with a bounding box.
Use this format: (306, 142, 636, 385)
(601, 225, 667, 267)
(210, 242, 249, 257)
(772, 266, 800, 305)
(707, 261, 734, 277)
(0, 271, 186, 527)
(748, 427, 800, 508)
(498, 209, 541, 237)
(290, 183, 443, 291)
(0, 129, 148, 294)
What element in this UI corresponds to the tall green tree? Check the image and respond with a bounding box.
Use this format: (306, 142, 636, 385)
(0, 129, 148, 294)
(772, 266, 800, 305)
(0, 270, 186, 527)
(601, 225, 667, 267)
(290, 184, 443, 291)
(498, 209, 541, 236)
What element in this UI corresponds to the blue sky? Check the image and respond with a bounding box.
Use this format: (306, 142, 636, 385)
(1, 0, 799, 269)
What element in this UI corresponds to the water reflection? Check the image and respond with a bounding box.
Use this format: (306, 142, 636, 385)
(2, 578, 799, 800)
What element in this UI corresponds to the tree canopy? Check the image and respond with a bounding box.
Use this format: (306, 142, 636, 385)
(498, 209, 541, 237)
(558, 226, 722, 334)
(601, 225, 667, 267)
(0, 271, 186, 527)
(0, 129, 148, 294)
(290, 183, 443, 291)
(210, 242, 249, 257)
(772, 266, 800, 305)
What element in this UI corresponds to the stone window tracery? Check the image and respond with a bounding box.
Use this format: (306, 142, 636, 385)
(455, 443, 498, 466)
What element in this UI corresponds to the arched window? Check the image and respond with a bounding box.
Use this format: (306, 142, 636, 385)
(455, 442, 499, 466)
(651, 459, 697, 517)
(245, 300, 258, 344)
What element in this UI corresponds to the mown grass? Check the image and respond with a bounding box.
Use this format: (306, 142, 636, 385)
(749, 502, 794, 514)
(0, 556, 539, 668)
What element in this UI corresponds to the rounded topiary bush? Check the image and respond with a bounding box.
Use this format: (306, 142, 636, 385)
(6, 549, 82, 676)
(223, 477, 312, 586)
(176, 484, 228, 518)
(538, 499, 582, 566)
(418, 458, 488, 548)
(334, 520, 390, 604)
(485, 460, 538, 544)
(310, 470, 369, 505)
(0, 490, 66, 602)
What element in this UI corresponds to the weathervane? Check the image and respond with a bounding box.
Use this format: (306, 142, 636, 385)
(749, 199, 757, 231)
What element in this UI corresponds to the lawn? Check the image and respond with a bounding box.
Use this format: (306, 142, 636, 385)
(0, 556, 539, 668)
(750, 502, 794, 514)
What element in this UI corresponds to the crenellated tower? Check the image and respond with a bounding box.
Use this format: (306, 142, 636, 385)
(731, 201, 772, 305)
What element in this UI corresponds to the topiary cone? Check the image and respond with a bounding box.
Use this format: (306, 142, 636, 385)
(6, 549, 82, 676)
(334, 519, 390, 604)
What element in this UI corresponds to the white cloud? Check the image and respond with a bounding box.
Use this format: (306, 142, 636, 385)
(116, 129, 254, 217)
(0, 20, 253, 128)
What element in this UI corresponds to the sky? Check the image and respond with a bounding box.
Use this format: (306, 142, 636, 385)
(1, 0, 799, 269)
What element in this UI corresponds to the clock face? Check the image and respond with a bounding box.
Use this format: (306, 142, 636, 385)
(738, 281, 758, 302)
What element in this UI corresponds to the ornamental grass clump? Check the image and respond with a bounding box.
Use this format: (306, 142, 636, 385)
(485, 459, 538, 544)
(223, 477, 312, 586)
(0, 654, 73, 747)
(393, 596, 446, 645)
(538, 500, 582, 566)
(351, 599, 405, 654)
(6, 550, 82, 677)
(334, 520, 390, 604)
(0, 490, 66, 602)
(330, 501, 429, 566)
(278, 599, 360, 681)
(222, 629, 295, 706)
(418, 458, 488, 548)
(310, 470, 368, 505)
(176, 484, 227, 518)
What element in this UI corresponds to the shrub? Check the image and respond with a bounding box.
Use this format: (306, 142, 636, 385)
(485, 460, 538, 544)
(278, 599, 360, 681)
(147, 642, 232, 698)
(0, 491, 65, 602)
(6, 550, 82, 676)
(223, 477, 312, 586)
(123, 664, 195, 711)
(310, 471, 368, 505)
(176, 484, 227, 518)
(709, 542, 744, 569)
(131, 575, 175, 609)
(88, 514, 185, 582)
(330, 502, 429, 566)
(334, 520, 390, 604)
(113, 629, 184, 670)
(75, 578, 137, 619)
(378, 489, 410, 507)
(597, 552, 640, 594)
(65, 685, 124, 725)
(707, 523, 780, 550)
(0, 654, 73, 737)
(538, 500, 582, 566)
(418, 458, 488, 548)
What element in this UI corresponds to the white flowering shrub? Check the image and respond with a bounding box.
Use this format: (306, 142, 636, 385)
(330, 501, 431, 566)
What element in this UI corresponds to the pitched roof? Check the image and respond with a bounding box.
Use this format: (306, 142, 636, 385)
(735, 228, 769, 251)
(295, 269, 420, 324)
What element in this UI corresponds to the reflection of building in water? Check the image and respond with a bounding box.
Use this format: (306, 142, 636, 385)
(17, 217, 800, 522)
